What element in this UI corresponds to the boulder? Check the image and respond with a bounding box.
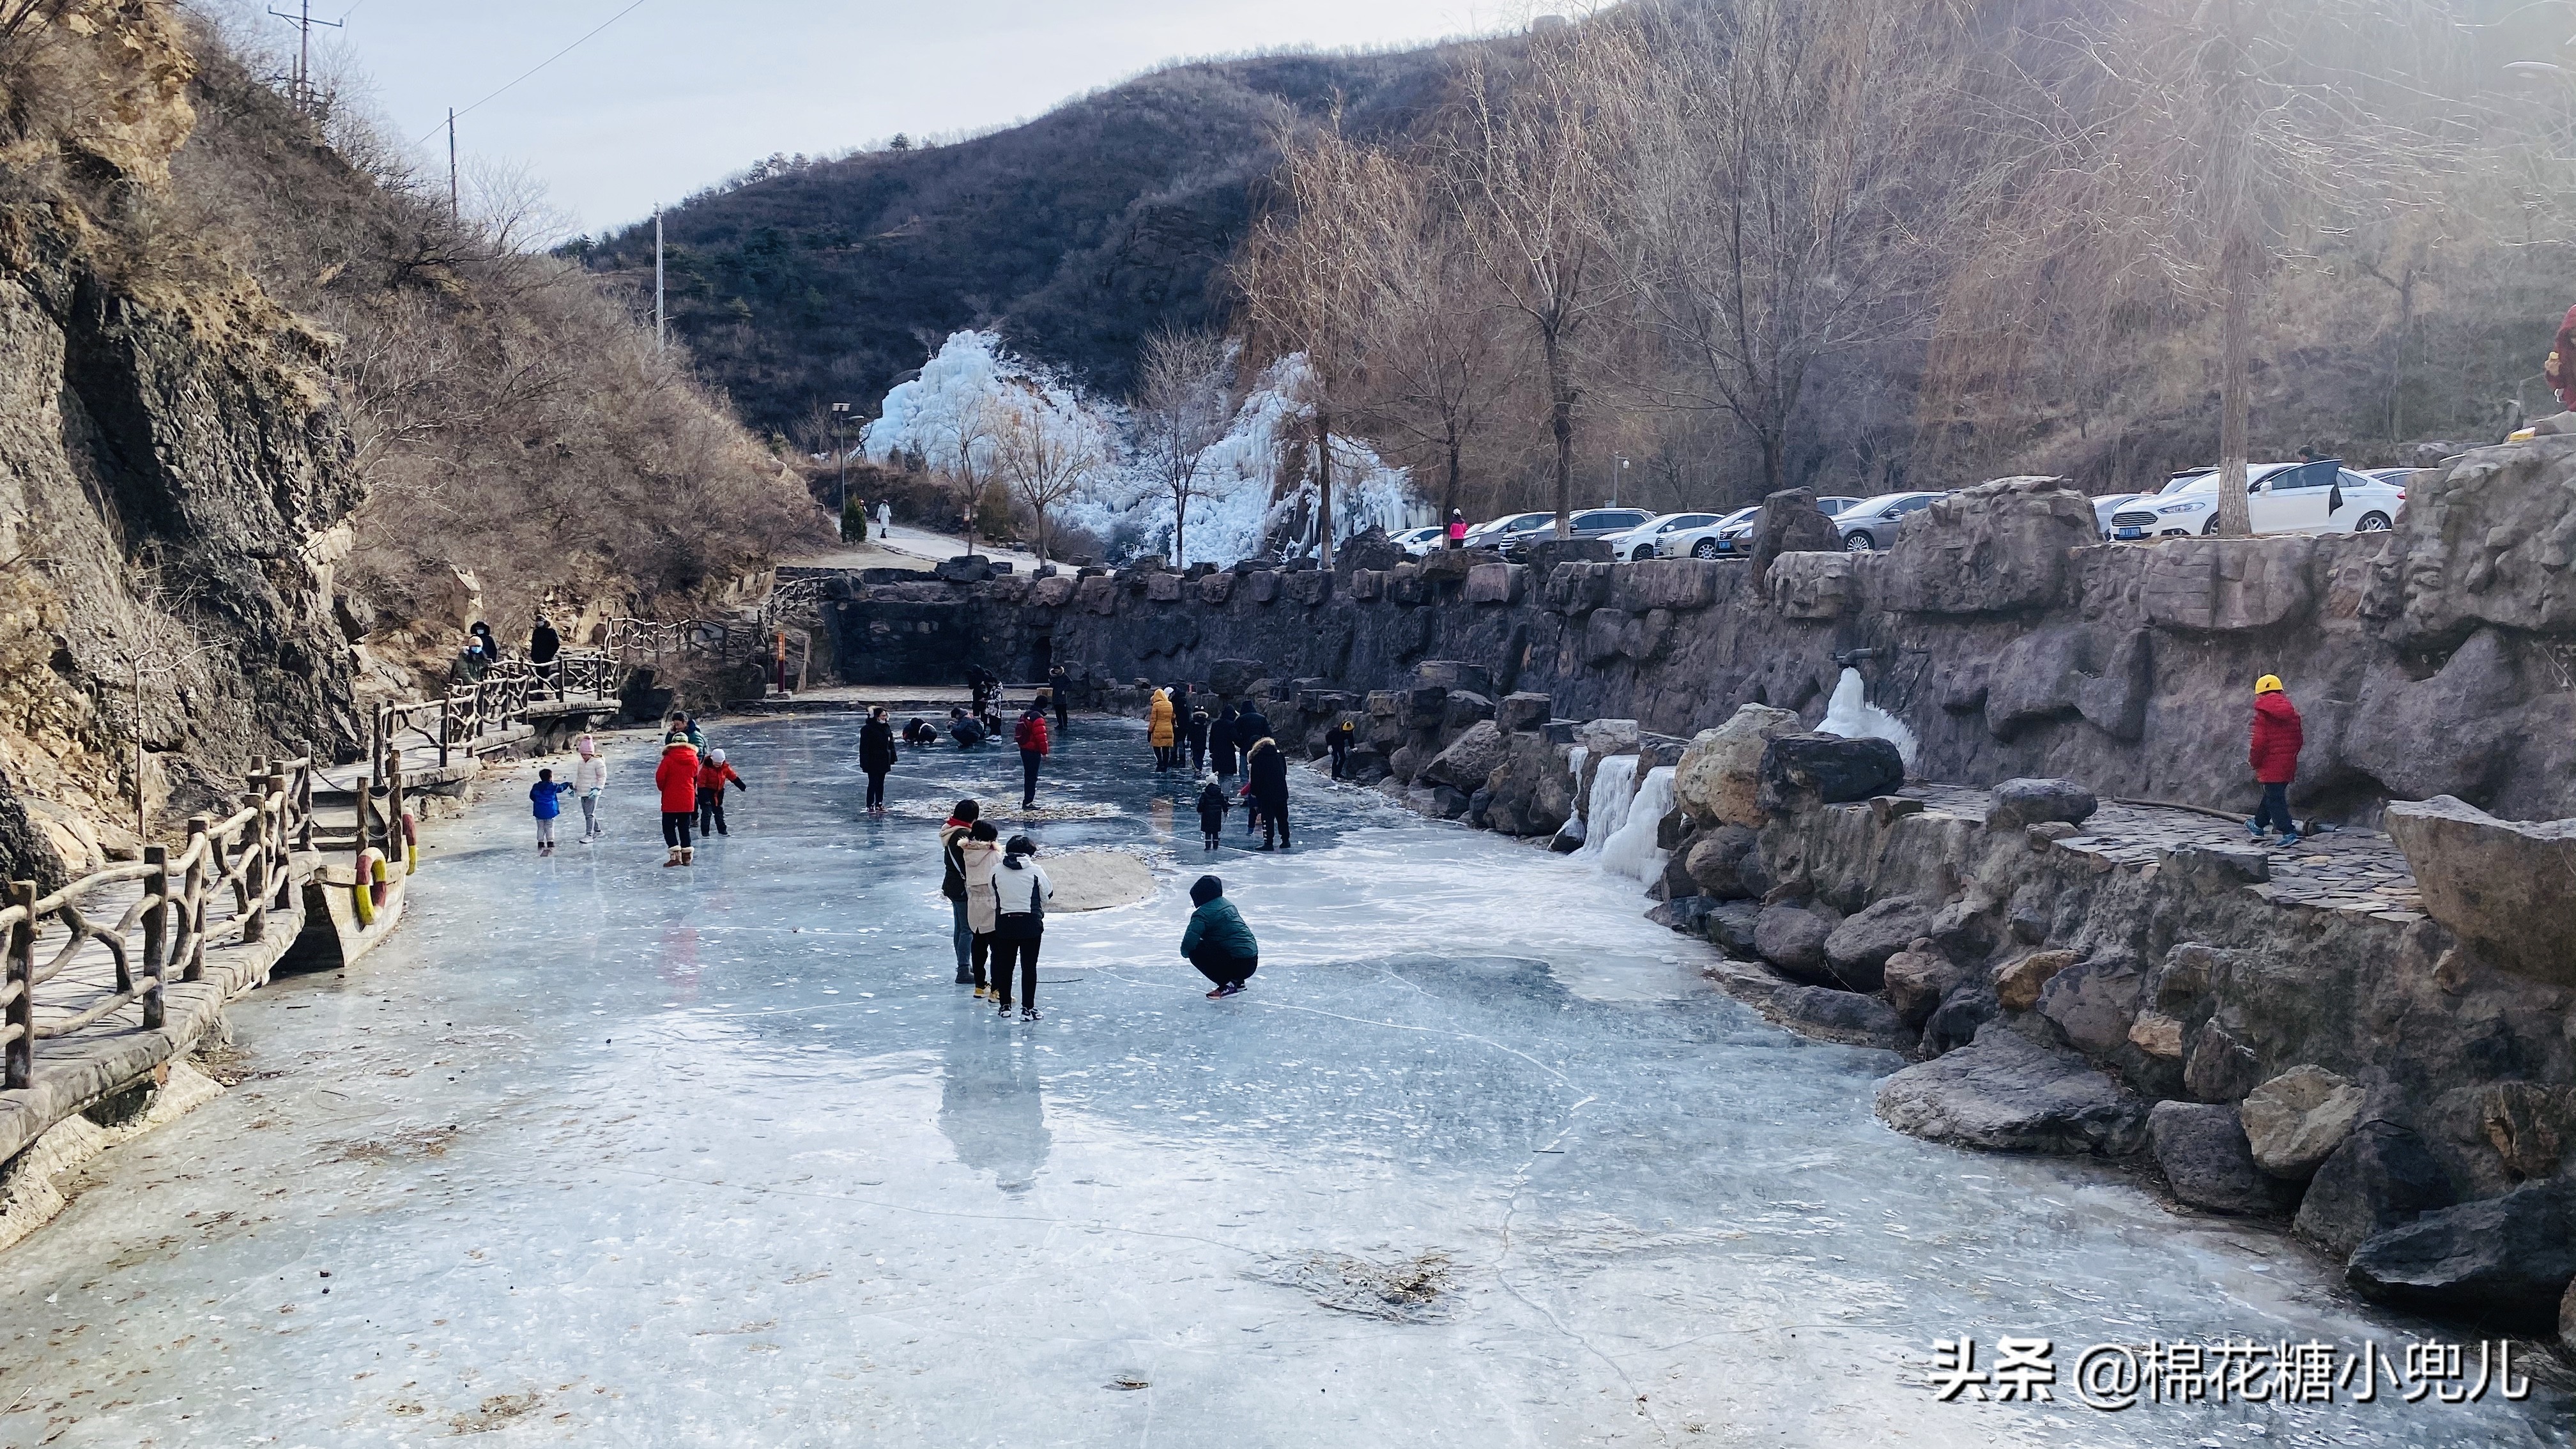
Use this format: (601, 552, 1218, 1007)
(1874, 1022, 2150, 1156)
(2566, 1278, 2576, 1363)
(2182, 1018, 2264, 1103)
(2239, 1066, 2365, 1179)
(1544, 560, 1614, 614)
(2478, 1082, 2576, 1180)
(1820, 896, 1933, 992)
(1032, 573, 1078, 608)
(933, 555, 995, 583)
(1984, 778, 2098, 831)
(2347, 1176, 2576, 1329)
(1994, 949, 2079, 1013)
(1921, 982, 1999, 1057)
(1496, 692, 1552, 733)
(1646, 895, 1719, 935)
(1682, 825, 1761, 901)
(1333, 526, 1408, 576)
(1422, 721, 1507, 791)
(1441, 691, 1496, 733)
(1248, 569, 1281, 603)
(1283, 570, 1331, 605)
(1880, 476, 2096, 615)
(2128, 1011, 2186, 1059)
(1883, 941, 1966, 1028)
(2034, 953, 2143, 1058)
(1770, 986, 1913, 1051)
(2382, 795, 2576, 987)
(1145, 570, 1183, 601)
(1672, 705, 1803, 826)
(1412, 660, 1494, 695)
(1208, 659, 1266, 697)
(1745, 487, 1841, 582)
(1464, 562, 1526, 604)
(1752, 903, 1834, 981)
(1522, 537, 1614, 572)
(2149, 1101, 2280, 1215)
(2293, 1121, 2457, 1257)
(1703, 901, 1763, 956)
(1766, 552, 1860, 620)
(1756, 733, 1906, 816)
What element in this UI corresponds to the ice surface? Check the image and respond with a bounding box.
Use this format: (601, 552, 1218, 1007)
(1819, 666, 1919, 769)
(0, 717, 2563, 1447)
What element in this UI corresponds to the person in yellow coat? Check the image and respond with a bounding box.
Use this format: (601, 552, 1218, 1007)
(1147, 688, 1177, 772)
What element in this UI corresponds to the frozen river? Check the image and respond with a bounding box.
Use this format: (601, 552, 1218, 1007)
(1, 716, 2565, 1446)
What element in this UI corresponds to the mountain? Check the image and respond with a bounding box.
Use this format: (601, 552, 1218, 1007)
(575, 47, 1466, 437)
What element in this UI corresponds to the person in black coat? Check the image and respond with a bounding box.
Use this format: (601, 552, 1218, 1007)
(1185, 702, 1211, 774)
(1195, 773, 1229, 850)
(1246, 737, 1291, 850)
(859, 706, 898, 813)
(1048, 664, 1071, 731)
(1326, 719, 1356, 779)
(1212, 705, 1240, 776)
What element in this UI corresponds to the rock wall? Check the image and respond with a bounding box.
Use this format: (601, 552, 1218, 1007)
(0, 3, 363, 875)
(821, 462, 2576, 825)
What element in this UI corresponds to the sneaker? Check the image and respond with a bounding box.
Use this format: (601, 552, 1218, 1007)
(1020, 1007, 1039, 1022)
(995, 1001, 1013, 1016)
(1216, 982, 1246, 998)
(2246, 820, 2266, 842)
(953, 969, 973, 985)
(974, 986, 988, 1000)
(1206, 987, 1227, 1000)
(2274, 831, 2303, 848)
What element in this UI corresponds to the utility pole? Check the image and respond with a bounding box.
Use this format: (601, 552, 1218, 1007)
(268, 1, 342, 116)
(447, 109, 459, 221)
(654, 205, 666, 351)
(832, 402, 852, 527)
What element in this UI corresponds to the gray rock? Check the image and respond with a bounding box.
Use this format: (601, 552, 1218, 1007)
(1496, 692, 1552, 733)
(2347, 1176, 2576, 1330)
(2294, 1121, 2457, 1257)
(2239, 1065, 2366, 1179)
(2384, 795, 2576, 988)
(1921, 981, 2000, 1057)
(1820, 895, 1932, 992)
(1756, 733, 1906, 816)
(1882, 943, 1965, 1028)
(1703, 901, 1763, 956)
(1682, 825, 1760, 900)
(1522, 537, 1614, 572)
(1752, 903, 1834, 981)
(2564, 1278, 2575, 1363)
(1770, 986, 1913, 1050)
(933, 555, 995, 583)
(1874, 1022, 2150, 1156)
(2149, 1101, 2280, 1215)
(1208, 659, 1266, 697)
(1984, 778, 2099, 830)
(1422, 720, 1506, 790)
(1746, 487, 1842, 581)
(2478, 1082, 2576, 1180)
(1646, 896, 1719, 935)
(1880, 477, 2097, 616)
(2182, 1018, 2263, 1103)
(2034, 953, 2143, 1058)
(1441, 691, 1496, 733)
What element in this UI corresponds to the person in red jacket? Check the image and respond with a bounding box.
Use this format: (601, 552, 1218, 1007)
(2248, 674, 2304, 847)
(655, 740, 701, 867)
(1015, 705, 1050, 810)
(696, 747, 748, 838)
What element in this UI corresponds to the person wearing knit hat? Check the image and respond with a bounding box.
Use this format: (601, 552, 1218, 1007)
(571, 734, 608, 842)
(2248, 675, 2304, 847)
(696, 747, 748, 838)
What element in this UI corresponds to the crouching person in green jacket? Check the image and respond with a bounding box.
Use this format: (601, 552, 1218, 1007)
(1183, 875, 1258, 1000)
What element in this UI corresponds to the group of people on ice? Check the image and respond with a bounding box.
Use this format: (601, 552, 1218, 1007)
(1148, 687, 1293, 850)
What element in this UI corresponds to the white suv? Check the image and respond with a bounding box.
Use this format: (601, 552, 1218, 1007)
(2104, 462, 2404, 539)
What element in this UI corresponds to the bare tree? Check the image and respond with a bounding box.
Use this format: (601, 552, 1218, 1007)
(1440, 21, 1627, 539)
(989, 385, 1111, 564)
(1131, 327, 1236, 566)
(1940, 0, 2466, 534)
(933, 399, 1004, 554)
(1611, 0, 1979, 494)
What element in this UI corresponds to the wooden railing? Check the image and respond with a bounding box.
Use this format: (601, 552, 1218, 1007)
(4, 758, 314, 1090)
(599, 612, 812, 697)
(376, 654, 624, 772)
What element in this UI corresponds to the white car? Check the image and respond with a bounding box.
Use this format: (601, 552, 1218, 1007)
(1656, 507, 1761, 559)
(1393, 525, 1448, 557)
(1603, 511, 1728, 562)
(2103, 462, 2404, 539)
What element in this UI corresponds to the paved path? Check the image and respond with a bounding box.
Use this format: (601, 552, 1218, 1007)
(1908, 785, 2425, 922)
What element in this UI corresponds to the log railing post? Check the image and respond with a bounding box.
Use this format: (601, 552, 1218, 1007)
(295, 762, 314, 852)
(184, 815, 210, 983)
(140, 845, 167, 1031)
(6, 880, 33, 1089)
(266, 770, 290, 912)
(241, 793, 268, 944)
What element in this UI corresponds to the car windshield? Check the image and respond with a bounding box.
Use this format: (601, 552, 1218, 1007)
(1837, 493, 1919, 519)
(2163, 465, 2293, 497)
(1715, 507, 1761, 532)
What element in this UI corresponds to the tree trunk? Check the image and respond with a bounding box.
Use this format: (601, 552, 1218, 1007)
(2216, 240, 2254, 539)
(1314, 409, 1335, 568)
(1543, 330, 1573, 538)
(1443, 424, 1462, 521)
(1172, 489, 1186, 572)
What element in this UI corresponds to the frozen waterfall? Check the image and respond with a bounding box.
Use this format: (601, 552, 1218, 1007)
(1595, 765, 1676, 885)
(1818, 666, 1917, 769)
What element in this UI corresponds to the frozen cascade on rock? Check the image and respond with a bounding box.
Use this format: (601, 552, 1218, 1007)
(1554, 746, 1589, 847)
(1597, 765, 1676, 885)
(1577, 753, 1639, 861)
(1818, 666, 1918, 769)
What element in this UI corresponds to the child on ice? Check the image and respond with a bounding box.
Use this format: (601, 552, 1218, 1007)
(530, 769, 574, 855)
(1195, 773, 1229, 851)
(697, 748, 747, 837)
(572, 735, 608, 841)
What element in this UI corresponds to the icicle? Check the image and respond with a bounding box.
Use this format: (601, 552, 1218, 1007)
(1597, 766, 1676, 885)
(1818, 667, 1918, 770)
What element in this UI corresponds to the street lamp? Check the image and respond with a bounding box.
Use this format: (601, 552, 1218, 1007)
(1613, 453, 1629, 506)
(831, 402, 852, 538)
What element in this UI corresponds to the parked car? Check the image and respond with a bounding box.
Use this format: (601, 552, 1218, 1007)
(1657, 507, 1762, 559)
(1604, 511, 1728, 562)
(1461, 510, 1554, 549)
(2103, 461, 2404, 539)
(1393, 525, 1448, 556)
(1502, 507, 1653, 559)
(1834, 491, 1947, 551)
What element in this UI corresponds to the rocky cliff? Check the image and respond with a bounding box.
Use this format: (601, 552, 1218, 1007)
(0, 3, 363, 878)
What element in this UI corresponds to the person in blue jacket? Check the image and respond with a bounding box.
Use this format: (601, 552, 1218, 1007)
(1181, 875, 1258, 999)
(530, 768, 574, 857)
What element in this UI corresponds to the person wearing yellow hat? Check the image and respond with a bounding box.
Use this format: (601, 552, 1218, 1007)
(2248, 675, 2304, 847)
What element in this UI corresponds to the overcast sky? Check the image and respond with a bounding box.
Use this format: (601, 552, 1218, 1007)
(235, 0, 1514, 237)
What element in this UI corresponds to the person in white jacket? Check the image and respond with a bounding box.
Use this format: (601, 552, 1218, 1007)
(875, 499, 893, 539)
(988, 835, 1054, 1020)
(571, 735, 609, 841)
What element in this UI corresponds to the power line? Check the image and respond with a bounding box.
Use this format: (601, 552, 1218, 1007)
(412, 0, 652, 146)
